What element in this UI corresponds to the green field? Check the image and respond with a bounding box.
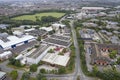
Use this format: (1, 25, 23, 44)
(12, 12, 65, 21)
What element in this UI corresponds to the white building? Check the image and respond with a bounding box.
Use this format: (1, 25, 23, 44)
(42, 53, 70, 67)
(0, 35, 35, 50)
(82, 7, 105, 13)
(52, 23, 66, 31)
(15, 44, 50, 65)
(0, 51, 12, 61)
(40, 27, 53, 32)
(26, 44, 50, 64)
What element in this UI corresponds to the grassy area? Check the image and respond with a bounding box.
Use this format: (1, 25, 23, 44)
(12, 12, 65, 21)
(65, 43, 75, 73)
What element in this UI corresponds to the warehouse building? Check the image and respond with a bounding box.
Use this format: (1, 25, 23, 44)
(42, 53, 70, 67)
(43, 34, 71, 47)
(0, 35, 35, 50)
(0, 51, 12, 61)
(82, 7, 105, 13)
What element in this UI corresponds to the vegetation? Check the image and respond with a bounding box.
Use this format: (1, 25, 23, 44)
(92, 68, 120, 80)
(77, 75, 80, 80)
(34, 45, 40, 48)
(12, 12, 65, 21)
(37, 73, 47, 80)
(40, 68, 46, 74)
(21, 72, 30, 80)
(48, 49, 54, 53)
(58, 52, 64, 55)
(30, 64, 38, 72)
(61, 20, 70, 28)
(9, 58, 22, 67)
(10, 70, 18, 80)
(116, 57, 120, 65)
(58, 67, 66, 74)
(65, 44, 75, 73)
(109, 50, 118, 59)
(37, 37, 41, 41)
(62, 48, 67, 53)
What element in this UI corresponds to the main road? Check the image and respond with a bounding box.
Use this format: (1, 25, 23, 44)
(70, 20, 94, 80)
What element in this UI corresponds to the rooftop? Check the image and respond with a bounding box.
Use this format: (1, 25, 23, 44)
(42, 53, 70, 67)
(82, 7, 105, 10)
(0, 71, 6, 78)
(0, 35, 35, 49)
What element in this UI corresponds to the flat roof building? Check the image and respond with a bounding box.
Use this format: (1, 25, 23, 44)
(0, 35, 35, 50)
(0, 51, 12, 61)
(82, 7, 105, 10)
(42, 53, 70, 67)
(0, 71, 6, 80)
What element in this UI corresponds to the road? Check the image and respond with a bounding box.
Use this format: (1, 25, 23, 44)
(70, 20, 94, 80)
(0, 60, 25, 80)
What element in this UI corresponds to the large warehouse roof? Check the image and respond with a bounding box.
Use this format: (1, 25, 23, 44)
(82, 7, 105, 10)
(42, 53, 70, 67)
(0, 35, 35, 49)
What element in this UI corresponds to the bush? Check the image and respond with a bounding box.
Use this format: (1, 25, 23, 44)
(21, 72, 30, 80)
(58, 67, 66, 74)
(40, 69, 46, 74)
(9, 58, 22, 67)
(30, 64, 38, 72)
(10, 70, 18, 80)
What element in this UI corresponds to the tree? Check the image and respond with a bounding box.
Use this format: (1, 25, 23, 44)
(109, 50, 117, 59)
(37, 73, 47, 80)
(14, 60, 21, 67)
(21, 72, 30, 80)
(58, 67, 66, 74)
(30, 64, 37, 72)
(41, 16, 58, 23)
(116, 57, 120, 64)
(10, 70, 18, 80)
(77, 75, 80, 80)
(37, 36, 41, 41)
(48, 49, 54, 53)
(9, 58, 21, 67)
(92, 65, 98, 76)
(40, 69, 46, 74)
(62, 48, 67, 53)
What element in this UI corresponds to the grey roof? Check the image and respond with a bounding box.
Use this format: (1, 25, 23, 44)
(27, 29, 47, 36)
(0, 24, 9, 29)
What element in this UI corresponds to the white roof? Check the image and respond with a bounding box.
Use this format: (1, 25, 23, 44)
(52, 23, 66, 28)
(42, 53, 70, 67)
(13, 31, 23, 35)
(0, 35, 35, 49)
(82, 7, 105, 10)
(0, 51, 12, 58)
(40, 27, 53, 32)
(24, 28, 35, 32)
(15, 54, 23, 60)
(0, 71, 6, 78)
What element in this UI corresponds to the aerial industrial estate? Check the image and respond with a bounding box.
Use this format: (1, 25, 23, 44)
(0, 0, 120, 80)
